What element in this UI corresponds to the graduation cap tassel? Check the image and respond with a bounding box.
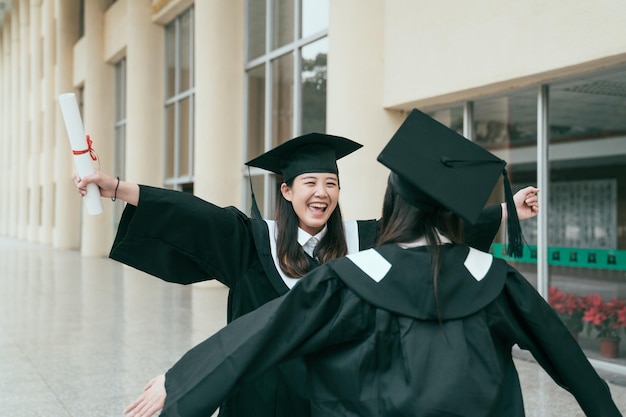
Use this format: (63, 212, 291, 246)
(502, 169, 524, 258)
(247, 166, 262, 219)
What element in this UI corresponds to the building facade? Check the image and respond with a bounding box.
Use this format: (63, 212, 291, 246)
(1, 0, 625, 372)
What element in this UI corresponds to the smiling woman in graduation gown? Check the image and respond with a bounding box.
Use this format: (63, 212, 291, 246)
(108, 134, 512, 417)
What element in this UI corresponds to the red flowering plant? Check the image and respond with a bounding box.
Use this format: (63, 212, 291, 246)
(582, 294, 626, 341)
(548, 286, 586, 334)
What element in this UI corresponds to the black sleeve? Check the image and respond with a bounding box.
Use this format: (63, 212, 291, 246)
(160, 268, 370, 417)
(109, 185, 255, 287)
(489, 269, 622, 417)
(464, 205, 501, 252)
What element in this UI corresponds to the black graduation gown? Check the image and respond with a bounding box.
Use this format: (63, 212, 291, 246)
(109, 186, 501, 417)
(159, 244, 622, 417)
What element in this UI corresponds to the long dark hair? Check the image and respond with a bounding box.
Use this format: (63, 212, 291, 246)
(376, 176, 463, 320)
(276, 178, 348, 278)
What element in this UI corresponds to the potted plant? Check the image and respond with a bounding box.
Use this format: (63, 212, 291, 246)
(548, 286, 585, 338)
(582, 294, 626, 358)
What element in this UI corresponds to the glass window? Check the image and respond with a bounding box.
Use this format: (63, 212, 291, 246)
(474, 91, 537, 149)
(165, 24, 176, 98)
(247, 0, 267, 61)
(179, 11, 193, 92)
(547, 66, 626, 360)
(428, 65, 626, 365)
(165, 104, 176, 179)
(428, 106, 463, 134)
(473, 89, 538, 283)
(301, 38, 327, 134)
(272, 53, 294, 147)
(164, 7, 195, 192)
(247, 65, 266, 161)
(272, 0, 294, 49)
(245, 0, 329, 217)
(302, 0, 329, 38)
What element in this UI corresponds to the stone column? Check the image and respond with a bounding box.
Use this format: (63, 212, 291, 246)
(81, 0, 114, 256)
(9, 7, 19, 238)
(39, 0, 55, 244)
(327, 0, 393, 221)
(0, 18, 10, 236)
(17, 0, 30, 240)
(53, 0, 81, 249)
(27, 0, 42, 242)
(125, 0, 163, 184)
(193, 0, 244, 207)
(0, 13, 11, 236)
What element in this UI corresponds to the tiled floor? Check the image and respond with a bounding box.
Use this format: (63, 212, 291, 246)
(1, 237, 625, 416)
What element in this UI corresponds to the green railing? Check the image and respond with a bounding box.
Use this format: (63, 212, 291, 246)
(490, 243, 626, 271)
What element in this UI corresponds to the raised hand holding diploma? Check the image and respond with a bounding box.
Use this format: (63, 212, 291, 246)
(58, 93, 104, 215)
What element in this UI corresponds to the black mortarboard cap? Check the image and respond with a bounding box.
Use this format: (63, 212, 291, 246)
(245, 133, 363, 183)
(377, 108, 524, 257)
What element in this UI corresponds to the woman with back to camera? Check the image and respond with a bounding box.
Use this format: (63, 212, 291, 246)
(77, 132, 538, 417)
(123, 109, 620, 417)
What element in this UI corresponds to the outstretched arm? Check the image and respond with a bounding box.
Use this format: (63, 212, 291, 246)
(124, 374, 166, 417)
(501, 186, 539, 221)
(75, 170, 140, 206)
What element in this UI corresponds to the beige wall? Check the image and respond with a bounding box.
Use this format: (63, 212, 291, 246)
(382, 0, 626, 109)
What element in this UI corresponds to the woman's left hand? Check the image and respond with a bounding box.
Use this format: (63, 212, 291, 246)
(513, 186, 539, 220)
(124, 374, 166, 417)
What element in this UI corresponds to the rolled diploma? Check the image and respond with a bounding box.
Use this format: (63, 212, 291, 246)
(58, 93, 103, 215)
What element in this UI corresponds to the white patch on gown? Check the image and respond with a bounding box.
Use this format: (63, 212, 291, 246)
(346, 249, 392, 283)
(264, 220, 361, 289)
(463, 247, 493, 281)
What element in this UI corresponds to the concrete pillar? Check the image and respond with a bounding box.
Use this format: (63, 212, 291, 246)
(193, 0, 244, 207)
(327, 0, 396, 221)
(13, 0, 30, 239)
(9, 8, 19, 238)
(0, 19, 9, 236)
(28, 0, 42, 242)
(18, 0, 30, 240)
(81, 0, 114, 256)
(125, 0, 163, 184)
(39, 0, 55, 244)
(53, 0, 81, 249)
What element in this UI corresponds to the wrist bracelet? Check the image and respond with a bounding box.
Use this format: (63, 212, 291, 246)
(112, 176, 120, 202)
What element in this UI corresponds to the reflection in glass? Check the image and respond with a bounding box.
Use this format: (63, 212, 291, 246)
(428, 106, 463, 134)
(247, 0, 267, 61)
(113, 73, 126, 229)
(272, 0, 294, 49)
(165, 104, 175, 180)
(179, 97, 190, 177)
(180, 10, 192, 92)
(165, 23, 176, 98)
(272, 53, 294, 147)
(546, 67, 626, 360)
(472, 90, 538, 288)
(302, 0, 329, 38)
(301, 38, 328, 134)
(247, 65, 266, 160)
(550, 71, 626, 141)
(114, 60, 126, 122)
(474, 91, 537, 149)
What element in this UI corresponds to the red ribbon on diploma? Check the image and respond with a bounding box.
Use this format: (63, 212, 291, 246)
(72, 135, 98, 161)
